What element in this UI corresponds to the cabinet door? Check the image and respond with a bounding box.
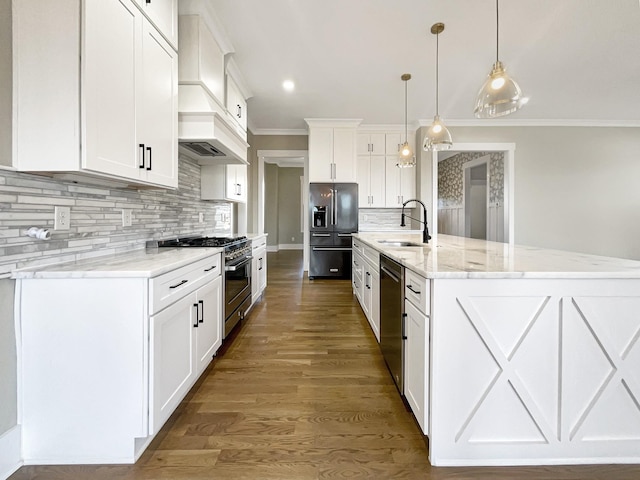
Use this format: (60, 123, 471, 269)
(356, 155, 371, 207)
(385, 133, 402, 155)
(357, 134, 371, 155)
(139, 21, 178, 187)
(226, 164, 247, 202)
(369, 133, 386, 155)
(333, 128, 356, 182)
(195, 276, 222, 375)
(251, 253, 260, 304)
(385, 156, 402, 207)
(135, 0, 178, 49)
(149, 292, 197, 434)
(404, 299, 428, 434)
(309, 127, 334, 182)
(400, 165, 416, 205)
(258, 248, 267, 292)
(227, 75, 247, 130)
(369, 156, 386, 207)
(363, 266, 372, 319)
(370, 268, 380, 342)
(83, 0, 140, 179)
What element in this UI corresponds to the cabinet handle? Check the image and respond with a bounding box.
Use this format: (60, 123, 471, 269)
(258, 257, 263, 270)
(407, 284, 421, 295)
(365, 271, 370, 289)
(204, 265, 217, 272)
(139, 144, 145, 169)
(198, 299, 204, 323)
(402, 313, 408, 340)
(146, 0, 151, 4)
(237, 104, 242, 118)
(146, 146, 152, 171)
(193, 303, 199, 328)
(169, 279, 188, 289)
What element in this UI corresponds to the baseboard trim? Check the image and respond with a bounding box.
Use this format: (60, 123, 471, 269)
(278, 244, 303, 250)
(0, 425, 22, 480)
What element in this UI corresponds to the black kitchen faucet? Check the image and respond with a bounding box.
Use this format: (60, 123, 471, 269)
(400, 199, 432, 244)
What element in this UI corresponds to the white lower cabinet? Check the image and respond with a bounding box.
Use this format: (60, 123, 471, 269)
(403, 269, 430, 434)
(150, 275, 222, 433)
(250, 236, 268, 305)
(16, 253, 222, 464)
(404, 297, 429, 433)
(352, 240, 380, 341)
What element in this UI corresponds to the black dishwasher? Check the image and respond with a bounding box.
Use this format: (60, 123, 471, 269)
(379, 254, 404, 394)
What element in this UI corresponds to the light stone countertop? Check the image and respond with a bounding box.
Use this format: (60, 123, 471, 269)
(11, 247, 222, 279)
(353, 233, 640, 279)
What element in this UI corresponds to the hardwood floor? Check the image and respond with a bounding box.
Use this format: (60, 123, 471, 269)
(10, 250, 640, 479)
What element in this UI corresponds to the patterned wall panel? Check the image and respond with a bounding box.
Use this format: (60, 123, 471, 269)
(438, 152, 504, 208)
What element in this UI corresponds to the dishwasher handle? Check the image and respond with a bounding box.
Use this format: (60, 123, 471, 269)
(402, 313, 408, 340)
(380, 264, 401, 283)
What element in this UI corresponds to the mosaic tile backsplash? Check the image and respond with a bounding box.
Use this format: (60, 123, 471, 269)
(0, 157, 232, 277)
(438, 151, 504, 207)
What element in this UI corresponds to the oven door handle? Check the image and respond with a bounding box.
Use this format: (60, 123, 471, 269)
(225, 256, 253, 271)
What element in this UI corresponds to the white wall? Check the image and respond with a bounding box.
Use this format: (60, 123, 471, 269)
(420, 126, 640, 260)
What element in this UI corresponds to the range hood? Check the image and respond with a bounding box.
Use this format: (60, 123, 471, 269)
(178, 84, 249, 165)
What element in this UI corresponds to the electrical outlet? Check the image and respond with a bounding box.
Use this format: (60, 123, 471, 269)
(291, 236, 295, 242)
(199, 212, 204, 223)
(122, 209, 132, 227)
(54, 206, 70, 230)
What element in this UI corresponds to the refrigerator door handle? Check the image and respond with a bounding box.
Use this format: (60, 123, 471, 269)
(337, 233, 352, 237)
(312, 233, 331, 237)
(331, 189, 337, 225)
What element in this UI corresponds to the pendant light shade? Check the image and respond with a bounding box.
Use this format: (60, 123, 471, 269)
(397, 73, 416, 168)
(474, 0, 526, 118)
(423, 23, 452, 152)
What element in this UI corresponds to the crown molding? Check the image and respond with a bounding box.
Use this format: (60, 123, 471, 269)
(251, 128, 309, 136)
(304, 118, 362, 128)
(417, 118, 640, 128)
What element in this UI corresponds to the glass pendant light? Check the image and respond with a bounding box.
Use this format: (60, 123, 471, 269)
(474, 0, 527, 118)
(424, 23, 452, 151)
(397, 73, 416, 168)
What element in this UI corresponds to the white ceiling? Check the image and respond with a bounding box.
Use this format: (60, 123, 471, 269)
(206, 0, 640, 134)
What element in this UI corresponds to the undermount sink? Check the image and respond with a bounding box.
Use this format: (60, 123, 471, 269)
(377, 240, 423, 247)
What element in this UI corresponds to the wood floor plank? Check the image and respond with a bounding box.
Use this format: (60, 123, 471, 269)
(10, 250, 640, 480)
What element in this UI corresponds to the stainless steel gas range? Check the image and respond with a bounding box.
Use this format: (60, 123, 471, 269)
(151, 235, 252, 338)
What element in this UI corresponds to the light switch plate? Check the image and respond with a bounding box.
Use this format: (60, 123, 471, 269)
(122, 209, 132, 227)
(54, 206, 70, 230)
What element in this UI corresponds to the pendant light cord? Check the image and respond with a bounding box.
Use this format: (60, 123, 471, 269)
(496, 0, 500, 62)
(404, 79, 408, 142)
(435, 30, 439, 116)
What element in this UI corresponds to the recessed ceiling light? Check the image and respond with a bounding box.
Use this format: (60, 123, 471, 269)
(282, 80, 295, 92)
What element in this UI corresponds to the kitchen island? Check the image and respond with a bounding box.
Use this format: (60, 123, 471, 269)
(353, 233, 640, 467)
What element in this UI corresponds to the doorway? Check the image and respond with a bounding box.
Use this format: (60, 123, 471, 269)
(464, 158, 488, 240)
(430, 143, 515, 244)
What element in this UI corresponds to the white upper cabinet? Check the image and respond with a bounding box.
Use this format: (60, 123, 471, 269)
(200, 163, 247, 203)
(357, 155, 386, 208)
(133, 0, 178, 50)
(307, 120, 360, 183)
(226, 73, 248, 132)
(357, 133, 385, 155)
(385, 156, 416, 207)
(13, 0, 178, 188)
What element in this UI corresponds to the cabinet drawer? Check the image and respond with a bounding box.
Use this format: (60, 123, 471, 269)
(252, 236, 267, 250)
(150, 254, 221, 314)
(405, 268, 429, 315)
(352, 238, 364, 255)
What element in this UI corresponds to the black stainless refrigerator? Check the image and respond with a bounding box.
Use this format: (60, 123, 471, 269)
(309, 183, 358, 279)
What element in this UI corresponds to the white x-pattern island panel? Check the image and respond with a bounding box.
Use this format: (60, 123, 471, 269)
(430, 278, 640, 466)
